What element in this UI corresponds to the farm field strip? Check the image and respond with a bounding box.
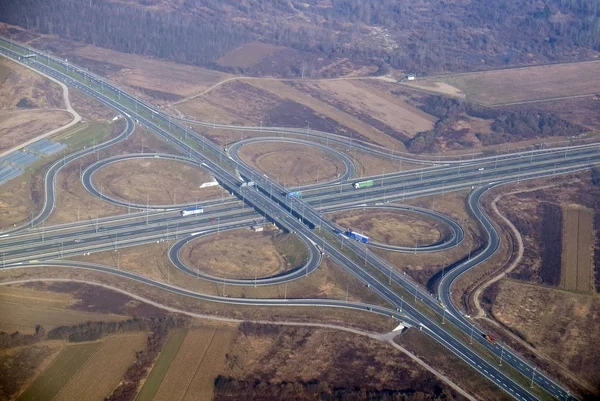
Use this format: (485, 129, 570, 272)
(181, 327, 236, 401)
(134, 328, 188, 401)
(404, 60, 600, 105)
(152, 327, 219, 401)
(0, 301, 128, 334)
(561, 208, 594, 292)
(54, 334, 146, 401)
(0, 286, 73, 308)
(16, 342, 101, 401)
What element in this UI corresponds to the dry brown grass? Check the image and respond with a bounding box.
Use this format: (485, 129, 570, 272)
(54, 334, 146, 401)
(216, 42, 283, 69)
(248, 80, 402, 148)
(292, 79, 436, 139)
(491, 279, 600, 388)
(0, 340, 65, 401)
(91, 158, 225, 206)
(153, 326, 236, 401)
(0, 300, 128, 335)
(45, 126, 183, 226)
(28, 35, 229, 103)
(405, 60, 600, 105)
(0, 285, 73, 309)
(326, 208, 443, 247)
(0, 266, 396, 333)
(238, 141, 346, 186)
(69, 235, 384, 307)
(0, 57, 63, 110)
(396, 329, 511, 401)
(180, 227, 295, 280)
(0, 109, 72, 153)
(223, 326, 464, 399)
(561, 207, 595, 293)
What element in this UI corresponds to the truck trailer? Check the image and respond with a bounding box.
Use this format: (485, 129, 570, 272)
(180, 208, 203, 217)
(353, 180, 374, 189)
(345, 230, 369, 243)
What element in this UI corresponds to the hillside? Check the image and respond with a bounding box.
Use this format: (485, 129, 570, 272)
(1, 0, 599, 78)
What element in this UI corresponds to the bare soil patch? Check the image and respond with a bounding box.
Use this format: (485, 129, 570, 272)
(489, 279, 600, 390)
(91, 158, 225, 206)
(0, 109, 72, 153)
(561, 207, 595, 293)
(238, 141, 345, 186)
(327, 208, 443, 247)
(180, 227, 309, 280)
(406, 61, 600, 106)
(0, 57, 63, 110)
(217, 42, 283, 69)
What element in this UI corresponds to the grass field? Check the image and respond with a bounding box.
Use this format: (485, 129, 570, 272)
(405, 60, 600, 105)
(0, 285, 73, 309)
(491, 279, 600, 389)
(291, 79, 436, 140)
(0, 56, 63, 110)
(179, 227, 307, 280)
(326, 208, 443, 248)
(561, 207, 595, 293)
(0, 109, 72, 154)
(45, 126, 183, 226)
(16, 342, 101, 401)
(152, 327, 235, 401)
(396, 329, 512, 401)
(237, 141, 346, 186)
(55, 334, 146, 401)
(135, 328, 188, 401)
(216, 42, 282, 68)
(0, 301, 128, 335)
(91, 158, 225, 206)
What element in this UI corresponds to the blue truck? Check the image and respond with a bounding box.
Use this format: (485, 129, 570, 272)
(345, 230, 369, 243)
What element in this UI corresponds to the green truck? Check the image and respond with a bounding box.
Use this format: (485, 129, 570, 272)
(353, 180, 374, 189)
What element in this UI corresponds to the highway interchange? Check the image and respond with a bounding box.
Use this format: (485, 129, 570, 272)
(2, 37, 600, 400)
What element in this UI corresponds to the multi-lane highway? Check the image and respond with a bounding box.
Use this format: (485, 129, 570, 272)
(1, 37, 599, 400)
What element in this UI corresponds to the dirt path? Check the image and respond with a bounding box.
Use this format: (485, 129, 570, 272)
(0, 54, 82, 158)
(0, 277, 475, 401)
(172, 74, 397, 106)
(472, 185, 597, 395)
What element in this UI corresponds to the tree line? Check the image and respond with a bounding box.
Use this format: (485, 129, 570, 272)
(1, 0, 599, 77)
(405, 95, 584, 153)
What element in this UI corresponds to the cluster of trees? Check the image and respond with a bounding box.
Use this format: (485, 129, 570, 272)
(1, 0, 599, 77)
(105, 317, 187, 401)
(214, 377, 457, 401)
(239, 321, 281, 337)
(406, 95, 584, 153)
(0, 325, 45, 349)
(47, 316, 187, 342)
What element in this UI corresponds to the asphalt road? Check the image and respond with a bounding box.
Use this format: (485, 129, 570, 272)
(1, 37, 597, 400)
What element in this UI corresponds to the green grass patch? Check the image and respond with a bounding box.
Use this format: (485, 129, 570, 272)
(134, 328, 188, 401)
(17, 341, 101, 401)
(275, 233, 310, 269)
(55, 120, 112, 150)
